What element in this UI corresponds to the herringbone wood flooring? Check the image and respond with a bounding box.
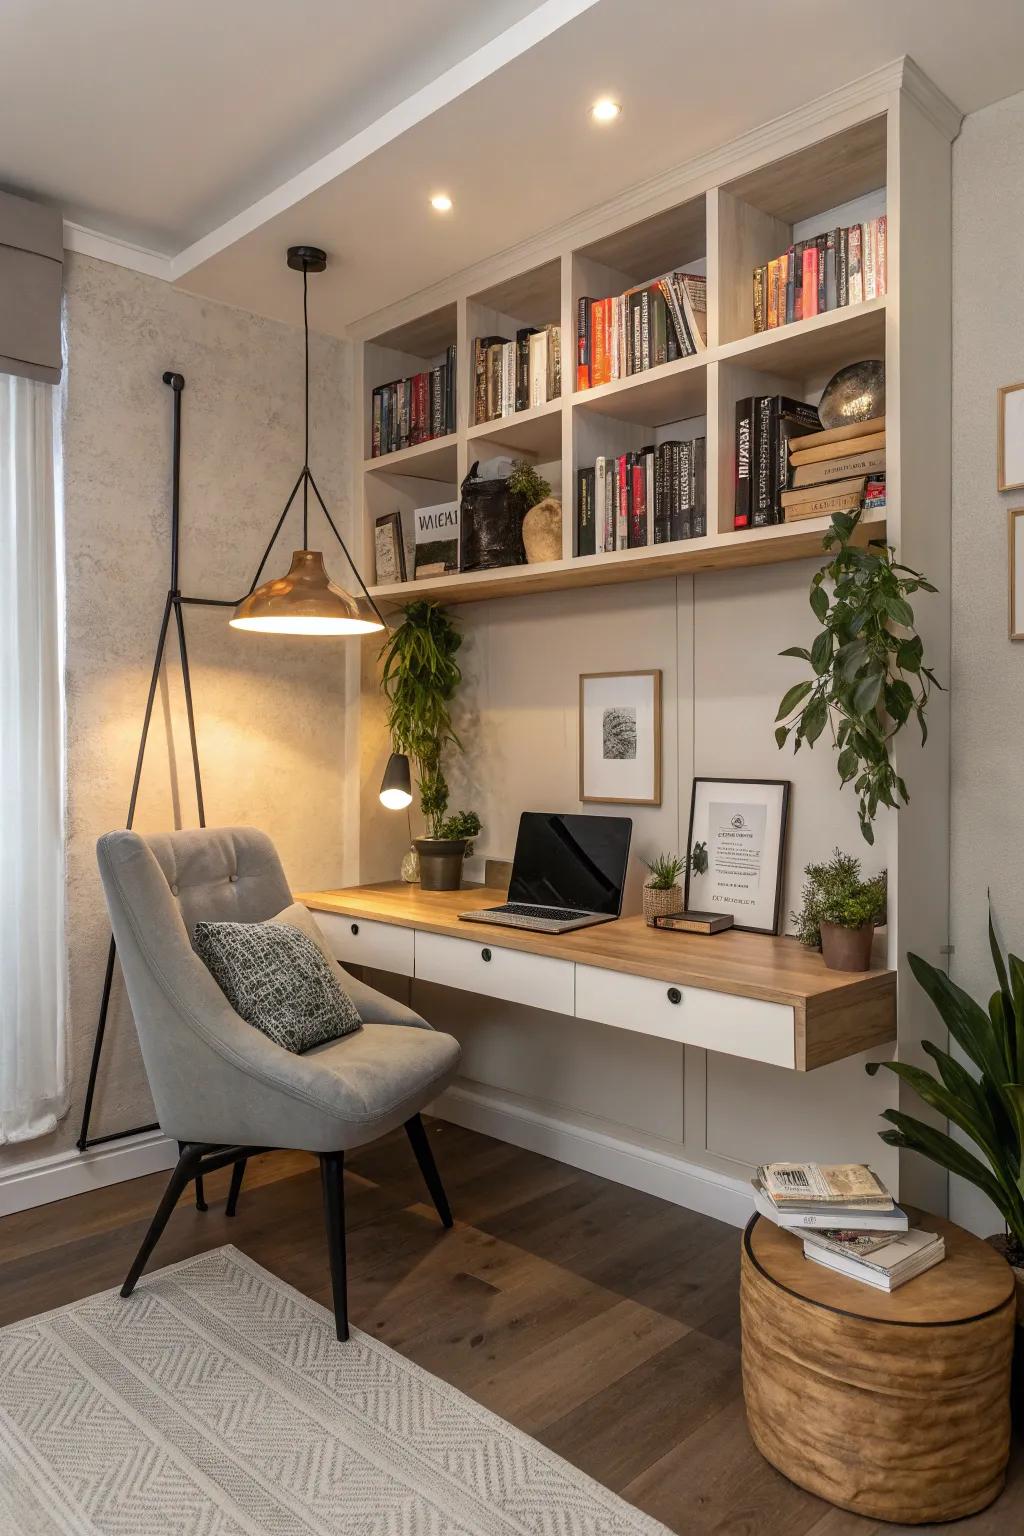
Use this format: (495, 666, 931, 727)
(0, 1121, 1020, 1534)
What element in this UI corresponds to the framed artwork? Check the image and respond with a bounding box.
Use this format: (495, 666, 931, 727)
(1010, 509, 1024, 641)
(579, 670, 662, 805)
(997, 383, 1024, 492)
(374, 512, 406, 584)
(684, 777, 790, 934)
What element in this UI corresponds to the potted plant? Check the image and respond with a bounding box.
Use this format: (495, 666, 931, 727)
(379, 600, 482, 891)
(642, 844, 708, 927)
(867, 914, 1024, 1329)
(792, 849, 887, 971)
(775, 509, 942, 845)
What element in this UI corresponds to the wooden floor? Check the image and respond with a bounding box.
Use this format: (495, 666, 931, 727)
(1, 1121, 1020, 1534)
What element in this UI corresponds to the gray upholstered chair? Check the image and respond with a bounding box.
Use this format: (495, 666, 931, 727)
(96, 826, 461, 1340)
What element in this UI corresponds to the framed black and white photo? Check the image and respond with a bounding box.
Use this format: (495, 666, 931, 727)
(373, 512, 406, 585)
(684, 777, 790, 934)
(579, 671, 662, 805)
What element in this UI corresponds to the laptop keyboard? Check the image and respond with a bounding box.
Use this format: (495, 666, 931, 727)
(489, 902, 590, 922)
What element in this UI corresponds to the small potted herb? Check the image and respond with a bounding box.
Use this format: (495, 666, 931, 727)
(793, 848, 886, 971)
(643, 844, 708, 927)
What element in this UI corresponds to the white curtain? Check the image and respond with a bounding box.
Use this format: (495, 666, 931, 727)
(0, 372, 67, 1144)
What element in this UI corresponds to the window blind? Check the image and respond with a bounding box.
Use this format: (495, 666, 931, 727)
(0, 188, 62, 385)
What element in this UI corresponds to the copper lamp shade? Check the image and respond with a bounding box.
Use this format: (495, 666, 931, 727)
(231, 550, 383, 636)
(229, 245, 387, 640)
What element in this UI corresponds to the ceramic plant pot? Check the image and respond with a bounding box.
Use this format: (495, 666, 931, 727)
(414, 837, 468, 892)
(819, 921, 875, 972)
(643, 882, 683, 927)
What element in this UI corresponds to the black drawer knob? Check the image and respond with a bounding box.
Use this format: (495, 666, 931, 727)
(667, 987, 682, 1005)
(481, 948, 492, 962)
(350, 922, 359, 936)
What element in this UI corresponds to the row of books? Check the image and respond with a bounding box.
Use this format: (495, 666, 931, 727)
(734, 394, 820, 529)
(752, 216, 888, 332)
(781, 415, 886, 522)
(753, 1162, 944, 1293)
(576, 272, 707, 390)
(370, 346, 456, 458)
(473, 327, 561, 424)
(577, 438, 706, 556)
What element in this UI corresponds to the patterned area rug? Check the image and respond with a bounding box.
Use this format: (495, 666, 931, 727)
(0, 1245, 672, 1535)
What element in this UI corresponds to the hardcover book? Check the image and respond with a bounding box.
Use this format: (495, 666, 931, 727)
(654, 911, 733, 934)
(791, 449, 886, 487)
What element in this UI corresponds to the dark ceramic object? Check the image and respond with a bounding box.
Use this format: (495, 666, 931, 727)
(414, 837, 468, 891)
(817, 359, 886, 430)
(820, 921, 875, 972)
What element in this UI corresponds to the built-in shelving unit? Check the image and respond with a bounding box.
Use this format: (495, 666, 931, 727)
(347, 58, 960, 1212)
(352, 110, 904, 607)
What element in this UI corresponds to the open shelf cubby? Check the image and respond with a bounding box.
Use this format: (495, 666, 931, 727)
(350, 78, 931, 607)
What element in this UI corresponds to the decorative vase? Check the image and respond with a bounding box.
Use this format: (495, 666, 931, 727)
(819, 921, 875, 972)
(643, 882, 683, 927)
(400, 846, 419, 884)
(414, 837, 468, 892)
(522, 497, 563, 563)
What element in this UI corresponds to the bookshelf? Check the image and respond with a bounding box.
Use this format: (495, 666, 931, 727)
(353, 108, 897, 598)
(348, 59, 959, 1215)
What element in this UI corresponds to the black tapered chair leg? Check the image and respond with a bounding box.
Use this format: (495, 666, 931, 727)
(122, 1145, 203, 1298)
(225, 1156, 247, 1217)
(178, 1139, 208, 1211)
(404, 1113, 453, 1228)
(319, 1151, 349, 1342)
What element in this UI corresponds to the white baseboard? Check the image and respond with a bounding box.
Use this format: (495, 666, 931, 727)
(0, 1131, 177, 1217)
(432, 1083, 754, 1228)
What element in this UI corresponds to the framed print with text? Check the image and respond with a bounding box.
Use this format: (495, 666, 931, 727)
(373, 511, 406, 584)
(684, 777, 790, 934)
(998, 383, 1024, 492)
(1011, 509, 1024, 641)
(579, 670, 662, 805)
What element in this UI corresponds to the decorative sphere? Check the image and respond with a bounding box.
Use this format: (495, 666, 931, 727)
(817, 359, 885, 430)
(522, 497, 563, 564)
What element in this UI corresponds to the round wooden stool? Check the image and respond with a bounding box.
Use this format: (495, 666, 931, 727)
(741, 1211, 1015, 1524)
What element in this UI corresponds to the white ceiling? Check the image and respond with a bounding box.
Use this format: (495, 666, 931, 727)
(5, 0, 1024, 334)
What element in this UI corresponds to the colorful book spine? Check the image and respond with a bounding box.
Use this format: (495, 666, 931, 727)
(577, 297, 591, 390)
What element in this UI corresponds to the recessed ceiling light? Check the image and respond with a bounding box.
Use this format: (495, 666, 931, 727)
(430, 193, 453, 212)
(591, 98, 621, 123)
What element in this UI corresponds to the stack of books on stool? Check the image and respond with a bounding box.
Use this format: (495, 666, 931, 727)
(753, 1161, 945, 1292)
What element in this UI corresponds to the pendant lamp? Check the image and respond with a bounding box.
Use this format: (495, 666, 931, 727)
(230, 246, 385, 637)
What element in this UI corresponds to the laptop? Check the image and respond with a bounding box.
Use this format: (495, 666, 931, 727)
(459, 812, 632, 934)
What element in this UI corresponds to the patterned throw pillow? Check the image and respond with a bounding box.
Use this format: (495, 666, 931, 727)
(193, 919, 362, 1053)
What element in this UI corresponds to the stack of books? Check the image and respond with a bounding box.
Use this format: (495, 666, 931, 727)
(577, 272, 706, 389)
(734, 395, 821, 529)
(779, 416, 885, 523)
(473, 327, 561, 423)
(577, 438, 706, 555)
(753, 1162, 945, 1293)
(371, 346, 456, 457)
(752, 215, 887, 332)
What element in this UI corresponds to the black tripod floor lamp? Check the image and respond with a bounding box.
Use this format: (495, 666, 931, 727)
(76, 246, 387, 1207)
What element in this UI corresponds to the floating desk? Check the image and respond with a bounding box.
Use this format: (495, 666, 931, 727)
(298, 883, 896, 1073)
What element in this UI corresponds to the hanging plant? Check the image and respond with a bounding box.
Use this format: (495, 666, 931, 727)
(774, 509, 941, 845)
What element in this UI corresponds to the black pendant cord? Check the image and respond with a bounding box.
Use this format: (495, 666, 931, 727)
(303, 268, 310, 550)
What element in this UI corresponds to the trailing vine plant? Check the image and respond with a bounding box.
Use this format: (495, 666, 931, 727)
(379, 601, 480, 841)
(774, 509, 941, 845)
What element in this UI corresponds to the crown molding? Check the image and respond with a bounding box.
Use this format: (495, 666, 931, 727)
(168, 0, 600, 284)
(63, 220, 173, 280)
(898, 54, 963, 140)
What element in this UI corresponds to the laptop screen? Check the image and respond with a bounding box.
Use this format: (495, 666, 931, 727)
(507, 812, 632, 914)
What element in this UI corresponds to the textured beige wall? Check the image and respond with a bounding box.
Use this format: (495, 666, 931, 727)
(0, 252, 353, 1169)
(948, 90, 1024, 1233)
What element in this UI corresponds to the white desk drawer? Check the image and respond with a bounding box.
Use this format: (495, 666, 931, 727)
(574, 964, 795, 1069)
(415, 931, 575, 1015)
(312, 911, 415, 978)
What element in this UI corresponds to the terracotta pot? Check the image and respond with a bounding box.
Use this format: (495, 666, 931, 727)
(643, 882, 683, 927)
(414, 837, 467, 892)
(819, 921, 874, 971)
